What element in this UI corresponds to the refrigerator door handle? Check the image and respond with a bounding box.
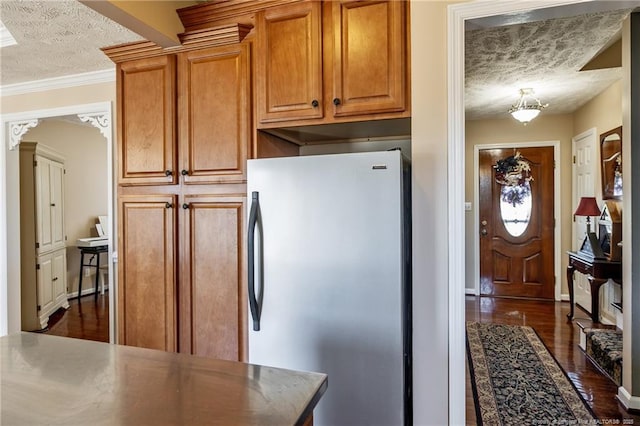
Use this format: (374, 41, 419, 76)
(248, 191, 263, 331)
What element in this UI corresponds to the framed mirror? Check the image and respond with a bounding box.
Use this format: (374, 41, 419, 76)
(600, 126, 622, 200)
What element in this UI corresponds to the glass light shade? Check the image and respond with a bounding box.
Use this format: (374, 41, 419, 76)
(511, 107, 541, 123)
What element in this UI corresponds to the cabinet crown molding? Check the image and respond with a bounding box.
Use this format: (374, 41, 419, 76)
(177, 0, 301, 32)
(102, 23, 252, 63)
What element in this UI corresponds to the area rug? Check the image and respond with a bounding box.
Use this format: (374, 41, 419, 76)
(466, 322, 596, 425)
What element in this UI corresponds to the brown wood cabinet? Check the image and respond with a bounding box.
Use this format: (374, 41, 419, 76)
(179, 194, 247, 361)
(256, 0, 408, 127)
(113, 42, 251, 361)
(118, 56, 177, 186)
(118, 194, 177, 352)
(256, 1, 323, 123)
(117, 45, 251, 186)
(178, 44, 251, 184)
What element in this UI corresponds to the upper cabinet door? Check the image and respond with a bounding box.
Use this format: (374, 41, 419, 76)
(34, 156, 65, 254)
(178, 44, 251, 184)
(48, 159, 65, 251)
(330, 1, 406, 117)
(256, 1, 323, 124)
(118, 55, 176, 186)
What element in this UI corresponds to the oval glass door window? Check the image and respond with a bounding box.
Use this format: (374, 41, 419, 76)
(499, 182, 532, 237)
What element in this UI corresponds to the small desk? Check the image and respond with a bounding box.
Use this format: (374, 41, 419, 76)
(566, 250, 622, 323)
(1, 333, 327, 425)
(77, 245, 108, 299)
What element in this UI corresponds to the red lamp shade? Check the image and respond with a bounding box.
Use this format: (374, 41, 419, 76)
(574, 197, 601, 216)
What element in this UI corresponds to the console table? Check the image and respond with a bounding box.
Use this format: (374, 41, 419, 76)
(566, 250, 622, 323)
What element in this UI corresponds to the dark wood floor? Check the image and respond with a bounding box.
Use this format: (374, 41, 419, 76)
(466, 295, 640, 424)
(42, 293, 109, 343)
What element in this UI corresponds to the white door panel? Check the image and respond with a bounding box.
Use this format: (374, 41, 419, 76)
(572, 130, 596, 313)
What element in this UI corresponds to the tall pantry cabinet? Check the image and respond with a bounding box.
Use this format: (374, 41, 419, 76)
(108, 37, 250, 361)
(19, 142, 69, 331)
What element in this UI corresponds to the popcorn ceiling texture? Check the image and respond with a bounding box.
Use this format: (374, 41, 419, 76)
(465, 9, 630, 120)
(0, 0, 143, 86)
(0, 0, 632, 122)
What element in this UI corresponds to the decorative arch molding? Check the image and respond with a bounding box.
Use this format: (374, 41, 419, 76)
(1, 101, 115, 341)
(4, 102, 112, 148)
(77, 112, 110, 140)
(8, 119, 39, 150)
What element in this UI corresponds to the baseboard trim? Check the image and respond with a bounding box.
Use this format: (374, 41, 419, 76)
(465, 288, 477, 296)
(67, 286, 108, 300)
(560, 293, 570, 302)
(618, 386, 640, 411)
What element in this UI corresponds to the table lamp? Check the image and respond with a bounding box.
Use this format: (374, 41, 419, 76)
(574, 197, 601, 234)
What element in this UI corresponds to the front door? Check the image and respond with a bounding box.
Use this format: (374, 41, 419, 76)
(479, 147, 555, 299)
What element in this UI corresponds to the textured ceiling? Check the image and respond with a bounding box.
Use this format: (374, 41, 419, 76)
(465, 9, 631, 121)
(0, 1, 635, 123)
(0, 0, 143, 86)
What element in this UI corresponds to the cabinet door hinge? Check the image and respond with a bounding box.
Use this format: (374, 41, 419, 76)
(36, 263, 40, 270)
(37, 305, 41, 312)
(34, 160, 38, 167)
(35, 242, 39, 249)
(573, 155, 576, 164)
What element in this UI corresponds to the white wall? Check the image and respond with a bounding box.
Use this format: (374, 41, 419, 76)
(24, 119, 108, 297)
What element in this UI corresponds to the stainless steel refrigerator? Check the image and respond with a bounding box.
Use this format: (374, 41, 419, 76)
(247, 150, 411, 426)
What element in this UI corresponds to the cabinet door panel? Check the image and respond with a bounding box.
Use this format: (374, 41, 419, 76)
(49, 160, 65, 250)
(180, 194, 246, 361)
(331, 1, 406, 116)
(118, 195, 177, 351)
(35, 156, 53, 254)
(52, 249, 67, 305)
(119, 56, 176, 185)
(257, 1, 323, 124)
(37, 255, 55, 316)
(179, 45, 250, 184)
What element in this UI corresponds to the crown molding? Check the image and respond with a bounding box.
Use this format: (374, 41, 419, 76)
(0, 69, 115, 97)
(102, 23, 252, 63)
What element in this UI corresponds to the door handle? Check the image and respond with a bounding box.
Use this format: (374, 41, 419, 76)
(481, 228, 488, 236)
(248, 191, 264, 331)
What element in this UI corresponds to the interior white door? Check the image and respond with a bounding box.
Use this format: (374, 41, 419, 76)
(572, 129, 597, 312)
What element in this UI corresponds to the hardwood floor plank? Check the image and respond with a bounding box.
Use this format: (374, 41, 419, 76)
(465, 296, 640, 425)
(42, 293, 109, 343)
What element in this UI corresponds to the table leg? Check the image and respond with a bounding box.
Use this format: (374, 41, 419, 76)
(77, 251, 85, 299)
(587, 277, 608, 323)
(566, 265, 575, 320)
(94, 252, 101, 300)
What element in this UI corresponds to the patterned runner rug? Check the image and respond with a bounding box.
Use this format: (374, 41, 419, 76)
(466, 322, 596, 425)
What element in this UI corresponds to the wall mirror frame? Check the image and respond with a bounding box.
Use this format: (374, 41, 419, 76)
(600, 126, 623, 201)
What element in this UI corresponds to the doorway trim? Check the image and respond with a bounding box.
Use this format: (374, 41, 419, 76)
(448, 1, 591, 423)
(472, 141, 562, 300)
(1, 101, 115, 342)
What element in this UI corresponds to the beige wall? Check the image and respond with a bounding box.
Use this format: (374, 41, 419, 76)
(1, 82, 116, 113)
(411, 1, 454, 424)
(2, 82, 115, 334)
(464, 79, 623, 302)
(574, 79, 622, 138)
(24, 120, 108, 296)
(465, 114, 574, 295)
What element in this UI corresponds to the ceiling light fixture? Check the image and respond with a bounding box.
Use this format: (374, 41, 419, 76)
(509, 88, 548, 124)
